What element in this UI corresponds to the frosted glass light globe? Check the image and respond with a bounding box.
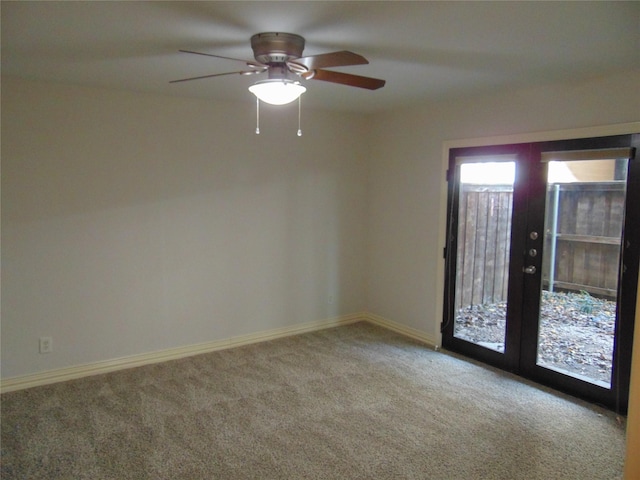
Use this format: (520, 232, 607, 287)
(248, 80, 306, 105)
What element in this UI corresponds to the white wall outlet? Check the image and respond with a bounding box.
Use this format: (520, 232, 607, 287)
(39, 336, 53, 354)
(328, 295, 334, 305)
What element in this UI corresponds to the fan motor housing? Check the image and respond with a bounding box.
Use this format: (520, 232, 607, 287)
(251, 32, 305, 64)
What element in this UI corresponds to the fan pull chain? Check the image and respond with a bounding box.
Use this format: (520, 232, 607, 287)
(297, 95, 302, 137)
(255, 98, 260, 135)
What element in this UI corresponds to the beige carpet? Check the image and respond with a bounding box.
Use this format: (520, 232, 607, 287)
(1, 322, 626, 479)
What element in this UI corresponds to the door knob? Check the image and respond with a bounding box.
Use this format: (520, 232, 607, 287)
(523, 265, 536, 274)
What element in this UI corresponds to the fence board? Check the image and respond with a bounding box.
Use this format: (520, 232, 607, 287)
(455, 181, 625, 309)
(455, 185, 513, 309)
(550, 182, 624, 299)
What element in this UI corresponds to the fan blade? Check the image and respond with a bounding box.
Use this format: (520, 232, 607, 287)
(178, 49, 264, 68)
(292, 51, 368, 70)
(304, 69, 386, 90)
(170, 69, 265, 84)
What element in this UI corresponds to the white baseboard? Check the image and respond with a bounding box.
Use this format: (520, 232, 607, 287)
(0, 313, 365, 393)
(363, 312, 439, 348)
(1, 312, 438, 393)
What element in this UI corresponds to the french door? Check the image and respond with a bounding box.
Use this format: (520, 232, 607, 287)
(442, 134, 639, 412)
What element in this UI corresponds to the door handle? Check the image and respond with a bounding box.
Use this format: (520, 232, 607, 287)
(523, 265, 536, 274)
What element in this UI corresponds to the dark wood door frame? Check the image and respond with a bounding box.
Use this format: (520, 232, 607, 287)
(442, 134, 639, 413)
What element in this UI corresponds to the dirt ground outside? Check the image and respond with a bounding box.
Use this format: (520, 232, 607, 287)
(454, 290, 615, 385)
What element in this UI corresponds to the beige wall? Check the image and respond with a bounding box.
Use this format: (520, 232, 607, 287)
(624, 282, 640, 479)
(2, 70, 639, 383)
(1, 77, 370, 378)
(366, 70, 640, 340)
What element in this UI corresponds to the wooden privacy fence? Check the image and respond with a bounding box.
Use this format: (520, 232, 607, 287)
(455, 181, 625, 310)
(455, 185, 513, 309)
(544, 182, 625, 299)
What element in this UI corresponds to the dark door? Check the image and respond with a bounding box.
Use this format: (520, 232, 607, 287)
(442, 134, 639, 412)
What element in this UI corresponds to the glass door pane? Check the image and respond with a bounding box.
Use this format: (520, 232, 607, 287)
(453, 159, 516, 353)
(536, 155, 628, 388)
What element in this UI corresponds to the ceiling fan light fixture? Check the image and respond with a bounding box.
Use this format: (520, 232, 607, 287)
(248, 79, 306, 105)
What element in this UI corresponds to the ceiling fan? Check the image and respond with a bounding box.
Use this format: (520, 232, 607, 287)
(171, 32, 386, 106)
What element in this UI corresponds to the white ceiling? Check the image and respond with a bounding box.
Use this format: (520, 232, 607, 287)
(2, 1, 639, 113)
